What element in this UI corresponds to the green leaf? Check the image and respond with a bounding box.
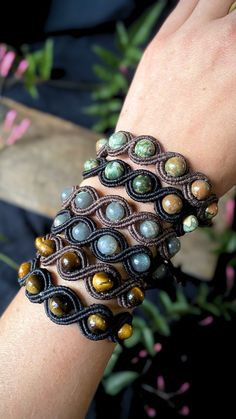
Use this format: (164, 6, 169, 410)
(116, 22, 129, 51)
(124, 327, 142, 348)
(39, 38, 54, 80)
(201, 302, 221, 317)
(195, 283, 209, 306)
(154, 314, 171, 336)
(0, 253, 19, 270)
(142, 327, 155, 356)
(93, 45, 120, 67)
(93, 64, 113, 81)
(103, 371, 139, 396)
(0, 234, 7, 242)
(159, 291, 173, 312)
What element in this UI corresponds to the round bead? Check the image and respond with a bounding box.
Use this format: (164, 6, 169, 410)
(162, 194, 183, 215)
(18, 261, 31, 279)
(61, 186, 73, 203)
(105, 202, 125, 221)
(139, 220, 160, 238)
(35, 237, 55, 257)
(104, 161, 124, 180)
(152, 264, 168, 280)
(132, 175, 152, 194)
(71, 222, 91, 242)
(49, 296, 73, 317)
(60, 252, 81, 273)
(75, 191, 93, 209)
(191, 180, 211, 200)
(127, 287, 145, 306)
(25, 274, 43, 295)
(83, 159, 99, 172)
(96, 138, 108, 153)
(183, 215, 199, 233)
(205, 202, 218, 220)
(97, 235, 119, 256)
(92, 272, 114, 292)
(164, 156, 187, 177)
(53, 212, 70, 227)
(108, 132, 127, 150)
(134, 139, 156, 157)
(167, 237, 181, 257)
(131, 253, 151, 272)
(87, 314, 108, 333)
(118, 323, 133, 340)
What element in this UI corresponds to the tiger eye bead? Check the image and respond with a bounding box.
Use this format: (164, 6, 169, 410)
(191, 180, 211, 200)
(87, 314, 108, 333)
(118, 323, 133, 340)
(205, 202, 218, 220)
(92, 272, 114, 292)
(60, 252, 81, 273)
(18, 261, 31, 279)
(49, 296, 73, 317)
(35, 237, 56, 257)
(164, 156, 187, 177)
(127, 287, 145, 306)
(162, 194, 183, 215)
(25, 274, 43, 295)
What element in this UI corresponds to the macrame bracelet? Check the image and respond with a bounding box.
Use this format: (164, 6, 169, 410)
(18, 260, 133, 342)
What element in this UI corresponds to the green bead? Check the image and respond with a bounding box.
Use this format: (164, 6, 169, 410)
(96, 138, 108, 153)
(134, 139, 156, 157)
(165, 156, 187, 177)
(132, 175, 152, 194)
(108, 132, 127, 150)
(183, 215, 199, 233)
(83, 159, 99, 171)
(104, 161, 124, 180)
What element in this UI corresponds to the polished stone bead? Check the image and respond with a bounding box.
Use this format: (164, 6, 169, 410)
(87, 314, 108, 333)
(118, 323, 133, 340)
(152, 264, 168, 280)
(92, 272, 114, 292)
(183, 215, 199, 233)
(72, 222, 91, 242)
(61, 252, 81, 272)
(191, 180, 211, 200)
(49, 296, 73, 317)
(105, 202, 125, 221)
(167, 237, 181, 257)
(96, 138, 108, 153)
(162, 194, 183, 215)
(134, 139, 156, 157)
(18, 261, 31, 279)
(127, 287, 145, 306)
(25, 274, 43, 295)
(83, 159, 99, 172)
(131, 252, 151, 272)
(75, 191, 93, 209)
(104, 161, 124, 180)
(205, 202, 218, 220)
(53, 212, 70, 227)
(164, 156, 187, 177)
(35, 237, 56, 257)
(139, 220, 160, 238)
(108, 132, 127, 150)
(132, 175, 152, 194)
(97, 235, 119, 256)
(61, 186, 73, 203)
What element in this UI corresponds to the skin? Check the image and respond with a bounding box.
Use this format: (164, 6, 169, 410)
(0, 1, 236, 418)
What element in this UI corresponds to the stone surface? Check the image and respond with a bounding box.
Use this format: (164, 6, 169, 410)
(25, 273, 43, 295)
(61, 187, 74, 203)
(130, 252, 151, 272)
(96, 138, 108, 153)
(60, 251, 81, 272)
(164, 156, 186, 177)
(108, 132, 127, 149)
(134, 139, 156, 157)
(191, 180, 211, 200)
(49, 296, 73, 317)
(139, 220, 159, 238)
(205, 202, 218, 219)
(97, 234, 119, 256)
(105, 202, 125, 221)
(83, 159, 98, 171)
(87, 314, 107, 333)
(104, 161, 124, 180)
(132, 175, 152, 194)
(92, 272, 114, 292)
(18, 261, 31, 279)
(53, 212, 70, 227)
(71, 222, 91, 241)
(75, 191, 93, 209)
(167, 237, 181, 257)
(127, 287, 145, 306)
(183, 215, 199, 233)
(162, 194, 183, 215)
(118, 323, 133, 340)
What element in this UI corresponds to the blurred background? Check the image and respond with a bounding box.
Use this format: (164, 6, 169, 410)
(0, 1, 236, 418)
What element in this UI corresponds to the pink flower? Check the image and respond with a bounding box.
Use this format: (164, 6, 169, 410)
(3, 109, 17, 131)
(177, 382, 190, 395)
(15, 59, 28, 78)
(6, 118, 30, 145)
(0, 50, 16, 77)
(199, 316, 214, 326)
(157, 375, 165, 391)
(139, 349, 148, 358)
(154, 342, 162, 353)
(225, 199, 235, 227)
(0, 44, 7, 61)
(145, 406, 156, 418)
(226, 265, 235, 291)
(179, 406, 190, 416)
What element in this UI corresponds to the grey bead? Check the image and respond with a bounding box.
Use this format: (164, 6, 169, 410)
(105, 202, 125, 221)
(61, 187, 73, 203)
(131, 253, 151, 272)
(53, 212, 71, 227)
(139, 220, 160, 238)
(97, 235, 119, 256)
(167, 237, 181, 257)
(72, 222, 91, 242)
(75, 191, 93, 209)
(152, 264, 168, 280)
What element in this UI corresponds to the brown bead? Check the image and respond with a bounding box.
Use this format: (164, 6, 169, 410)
(162, 194, 183, 215)
(35, 236, 55, 257)
(49, 296, 73, 317)
(205, 202, 218, 220)
(191, 180, 211, 200)
(118, 323, 133, 340)
(25, 274, 43, 295)
(87, 314, 108, 333)
(127, 287, 145, 306)
(18, 261, 31, 279)
(164, 156, 187, 177)
(60, 252, 81, 273)
(92, 272, 114, 293)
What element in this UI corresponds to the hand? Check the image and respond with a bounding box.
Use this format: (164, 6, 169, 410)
(117, 0, 236, 196)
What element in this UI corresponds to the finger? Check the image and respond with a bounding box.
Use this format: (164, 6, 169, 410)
(192, 0, 235, 20)
(158, 0, 200, 38)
